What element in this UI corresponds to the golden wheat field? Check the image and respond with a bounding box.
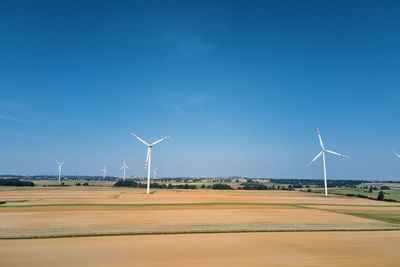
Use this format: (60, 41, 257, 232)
(1, 187, 400, 266)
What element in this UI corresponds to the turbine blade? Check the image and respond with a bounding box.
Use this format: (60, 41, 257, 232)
(325, 150, 349, 158)
(150, 135, 170, 146)
(307, 151, 323, 167)
(393, 151, 400, 159)
(317, 128, 325, 150)
(130, 132, 150, 146)
(144, 147, 150, 169)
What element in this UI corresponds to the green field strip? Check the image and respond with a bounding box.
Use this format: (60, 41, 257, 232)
(342, 212, 400, 224)
(1, 202, 399, 209)
(1, 228, 399, 240)
(303, 205, 400, 225)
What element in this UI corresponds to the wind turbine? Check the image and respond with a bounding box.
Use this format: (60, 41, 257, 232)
(100, 165, 107, 180)
(120, 160, 130, 181)
(307, 128, 349, 197)
(393, 151, 400, 159)
(153, 168, 158, 180)
(56, 161, 64, 183)
(130, 132, 170, 194)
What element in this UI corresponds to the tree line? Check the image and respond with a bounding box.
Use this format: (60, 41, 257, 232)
(0, 178, 34, 187)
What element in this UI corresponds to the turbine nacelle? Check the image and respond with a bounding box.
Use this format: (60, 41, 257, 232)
(56, 161, 64, 167)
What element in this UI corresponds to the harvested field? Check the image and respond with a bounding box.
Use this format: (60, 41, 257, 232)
(1, 231, 400, 266)
(1, 204, 398, 238)
(1, 187, 400, 265)
(1, 188, 397, 205)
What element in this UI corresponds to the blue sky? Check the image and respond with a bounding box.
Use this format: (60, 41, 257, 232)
(1, 0, 400, 179)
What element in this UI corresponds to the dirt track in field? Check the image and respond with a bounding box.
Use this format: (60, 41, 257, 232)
(1, 231, 400, 266)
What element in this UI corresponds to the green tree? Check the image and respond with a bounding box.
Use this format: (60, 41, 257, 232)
(368, 186, 373, 193)
(377, 191, 385, 201)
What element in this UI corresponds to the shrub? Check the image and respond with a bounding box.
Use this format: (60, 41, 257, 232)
(242, 184, 268, 190)
(383, 198, 397, 202)
(380, 186, 390, 190)
(377, 191, 385, 201)
(212, 183, 232, 190)
(114, 180, 139, 188)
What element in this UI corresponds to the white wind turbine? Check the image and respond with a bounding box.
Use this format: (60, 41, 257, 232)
(100, 165, 107, 180)
(153, 168, 157, 180)
(130, 132, 170, 194)
(56, 161, 64, 183)
(120, 160, 130, 181)
(393, 151, 400, 159)
(308, 128, 349, 197)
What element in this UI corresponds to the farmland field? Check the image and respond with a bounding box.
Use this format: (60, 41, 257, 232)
(312, 188, 400, 202)
(1, 187, 400, 266)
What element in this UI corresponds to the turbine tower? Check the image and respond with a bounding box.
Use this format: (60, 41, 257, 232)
(56, 161, 64, 183)
(307, 128, 349, 197)
(130, 132, 170, 194)
(100, 165, 107, 180)
(153, 168, 157, 180)
(120, 160, 130, 181)
(393, 151, 400, 159)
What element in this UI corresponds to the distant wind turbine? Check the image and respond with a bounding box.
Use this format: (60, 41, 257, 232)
(153, 168, 157, 180)
(56, 161, 64, 183)
(393, 151, 400, 159)
(307, 128, 349, 197)
(120, 160, 130, 181)
(100, 165, 107, 180)
(131, 132, 170, 194)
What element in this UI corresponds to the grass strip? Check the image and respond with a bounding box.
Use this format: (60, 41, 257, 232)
(1, 202, 399, 208)
(303, 205, 400, 225)
(341, 212, 400, 225)
(1, 228, 399, 240)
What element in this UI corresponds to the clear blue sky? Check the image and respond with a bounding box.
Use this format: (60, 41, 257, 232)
(1, 0, 399, 180)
